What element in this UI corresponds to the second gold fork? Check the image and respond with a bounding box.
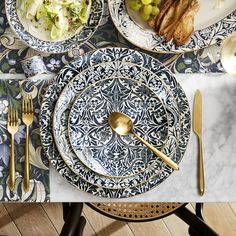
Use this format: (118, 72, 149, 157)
(7, 107, 19, 191)
(22, 94, 34, 192)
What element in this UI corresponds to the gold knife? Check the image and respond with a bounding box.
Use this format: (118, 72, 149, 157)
(193, 89, 205, 196)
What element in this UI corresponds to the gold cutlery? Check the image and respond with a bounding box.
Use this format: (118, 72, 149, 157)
(108, 112, 179, 170)
(193, 89, 205, 196)
(22, 94, 34, 192)
(7, 107, 18, 191)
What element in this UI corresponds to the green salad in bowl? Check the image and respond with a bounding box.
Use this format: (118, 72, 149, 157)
(17, 0, 91, 40)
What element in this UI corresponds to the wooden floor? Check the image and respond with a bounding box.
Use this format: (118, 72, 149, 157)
(0, 203, 236, 236)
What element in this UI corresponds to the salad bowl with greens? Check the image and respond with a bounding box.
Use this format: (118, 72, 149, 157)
(5, 0, 103, 53)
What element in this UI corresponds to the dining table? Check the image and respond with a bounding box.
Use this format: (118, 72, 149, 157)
(0, 1, 236, 202)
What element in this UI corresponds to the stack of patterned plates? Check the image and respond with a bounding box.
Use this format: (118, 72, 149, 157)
(40, 48, 191, 198)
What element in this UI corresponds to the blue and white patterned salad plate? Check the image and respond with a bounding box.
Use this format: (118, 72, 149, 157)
(40, 48, 191, 198)
(68, 77, 169, 178)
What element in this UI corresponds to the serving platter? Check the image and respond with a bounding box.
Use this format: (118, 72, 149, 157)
(5, 0, 104, 53)
(110, 0, 236, 53)
(195, 0, 236, 30)
(40, 47, 191, 198)
(52, 61, 180, 189)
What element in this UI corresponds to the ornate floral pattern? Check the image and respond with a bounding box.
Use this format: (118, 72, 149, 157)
(40, 47, 191, 198)
(0, 100, 8, 114)
(68, 77, 168, 177)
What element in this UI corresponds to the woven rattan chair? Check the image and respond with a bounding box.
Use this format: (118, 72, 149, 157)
(60, 202, 219, 236)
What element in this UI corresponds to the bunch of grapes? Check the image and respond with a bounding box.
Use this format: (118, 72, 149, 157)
(130, 0, 161, 21)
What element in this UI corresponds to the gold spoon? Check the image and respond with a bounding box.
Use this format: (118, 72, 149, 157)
(108, 112, 179, 170)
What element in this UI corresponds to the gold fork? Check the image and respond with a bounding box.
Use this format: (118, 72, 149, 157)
(7, 107, 19, 191)
(22, 94, 34, 192)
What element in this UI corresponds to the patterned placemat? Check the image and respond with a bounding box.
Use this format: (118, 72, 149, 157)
(0, 1, 224, 74)
(0, 75, 52, 202)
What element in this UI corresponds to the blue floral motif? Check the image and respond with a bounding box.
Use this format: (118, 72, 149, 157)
(0, 120, 7, 144)
(14, 124, 25, 144)
(0, 143, 10, 166)
(46, 59, 61, 71)
(0, 16, 4, 25)
(0, 166, 3, 178)
(0, 100, 8, 115)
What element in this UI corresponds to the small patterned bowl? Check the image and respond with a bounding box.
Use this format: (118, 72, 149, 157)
(5, 0, 104, 53)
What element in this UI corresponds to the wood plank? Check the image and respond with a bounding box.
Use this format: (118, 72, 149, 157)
(4, 203, 58, 236)
(42, 203, 95, 236)
(41, 203, 64, 234)
(128, 219, 172, 236)
(156, 204, 194, 236)
(229, 203, 236, 216)
(163, 211, 189, 236)
(203, 203, 236, 236)
(82, 213, 97, 236)
(163, 214, 189, 236)
(0, 203, 21, 236)
(83, 205, 134, 236)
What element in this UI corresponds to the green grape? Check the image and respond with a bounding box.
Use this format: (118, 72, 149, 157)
(141, 0, 152, 6)
(130, 0, 142, 11)
(143, 5, 153, 15)
(151, 6, 160, 16)
(140, 10, 150, 21)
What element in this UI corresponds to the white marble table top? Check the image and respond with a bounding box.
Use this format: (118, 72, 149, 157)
(50, 73, 236, 202)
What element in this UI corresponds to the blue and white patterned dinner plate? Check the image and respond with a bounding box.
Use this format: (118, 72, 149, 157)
(40, 47, 191, 198)
(5, 0, 103, 53)
(53, 61, 180, 189)
(68, 77, 169, 178)
(109, 0, 236, 53)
